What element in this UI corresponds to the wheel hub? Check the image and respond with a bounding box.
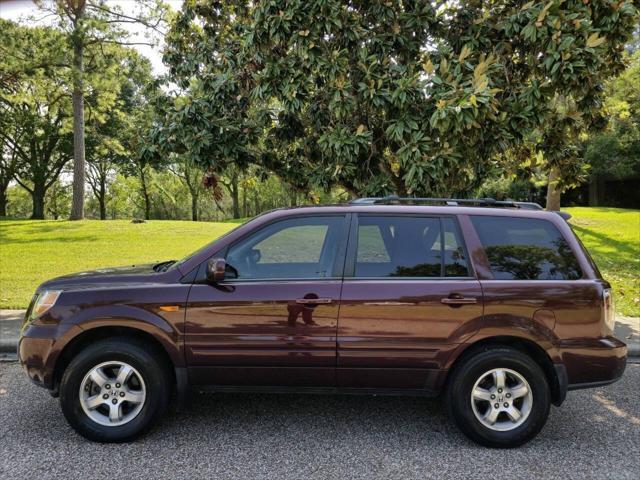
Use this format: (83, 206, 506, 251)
(470, 367, 533, 432)
(79, 361, 147, 427)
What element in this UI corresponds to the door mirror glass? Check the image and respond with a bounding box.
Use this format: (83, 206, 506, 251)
(206, 258, 227, 283)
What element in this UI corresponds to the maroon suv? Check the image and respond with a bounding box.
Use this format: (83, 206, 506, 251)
(18, 198, 626, 447)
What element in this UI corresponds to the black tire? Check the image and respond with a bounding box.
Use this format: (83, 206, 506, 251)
(59, 337, 171, 443)
(446, 347, 551, 448)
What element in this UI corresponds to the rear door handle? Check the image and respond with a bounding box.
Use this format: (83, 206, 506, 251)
(441, 296, 477, 305)
(296, 298, 333, 304)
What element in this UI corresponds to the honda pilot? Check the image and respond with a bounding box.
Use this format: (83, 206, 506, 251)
(18, 197, 626, 447)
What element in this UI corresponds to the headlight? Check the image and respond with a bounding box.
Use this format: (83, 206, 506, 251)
(31, 290, 62, 319)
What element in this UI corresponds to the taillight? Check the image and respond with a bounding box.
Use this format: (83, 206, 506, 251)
(603, 288, 615, 332)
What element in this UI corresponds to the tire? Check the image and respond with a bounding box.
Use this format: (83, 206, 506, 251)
(446, 347, 551, 448)
(59, 337, 171, 442)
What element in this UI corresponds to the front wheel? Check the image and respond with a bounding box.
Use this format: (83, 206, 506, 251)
(59, 337, 170, 442)
(446, 347, 551, 448)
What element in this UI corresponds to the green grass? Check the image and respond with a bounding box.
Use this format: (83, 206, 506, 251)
(1, 207, 638, 316)
(566, 207, 640, 317)
(0, 219, 242, 309)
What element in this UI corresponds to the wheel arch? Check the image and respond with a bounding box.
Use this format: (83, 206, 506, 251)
(51, 325, 180, 397)
(446, 336, 566, 406)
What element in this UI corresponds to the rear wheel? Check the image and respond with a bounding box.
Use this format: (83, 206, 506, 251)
(59, 337, 170, 442)
(446, 347, 551, 448)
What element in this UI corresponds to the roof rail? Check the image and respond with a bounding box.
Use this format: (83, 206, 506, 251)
(348, 196, 543, 210)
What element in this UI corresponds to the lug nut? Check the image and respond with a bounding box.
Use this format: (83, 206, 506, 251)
(504, 403, 509, 408)
(105, 384, 111, 390)
(506, 393, 511, 398)
(494, 403, 500, 409)
(497, 388, 503, 393)
(120, 392, 125, 397)
(115, 383, 121, 388)
(490, 394, 496, 399)
(102, 394, 109, 400)
(112, 399, 118, 405)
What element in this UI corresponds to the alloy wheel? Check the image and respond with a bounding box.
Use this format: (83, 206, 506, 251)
(470, 367, 533, 432)
(79, 361, 146, 427)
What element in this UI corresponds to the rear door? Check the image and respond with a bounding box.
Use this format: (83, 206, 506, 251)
(337, 214, 483, 390)
(185, 214, 349, 387)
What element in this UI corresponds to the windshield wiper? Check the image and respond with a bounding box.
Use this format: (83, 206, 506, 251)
(153, 260, 176, 272)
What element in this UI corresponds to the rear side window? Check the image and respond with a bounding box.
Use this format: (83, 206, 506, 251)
(354, 216, 470, 278)
(470, 216, 582, 280)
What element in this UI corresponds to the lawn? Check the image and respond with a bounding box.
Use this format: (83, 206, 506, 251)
(565, 207, 639, 317)
(0, 207, 638, 316)
(0, 218, 243, 310)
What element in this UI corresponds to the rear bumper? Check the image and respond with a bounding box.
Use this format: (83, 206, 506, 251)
(559, 336, 627, 389)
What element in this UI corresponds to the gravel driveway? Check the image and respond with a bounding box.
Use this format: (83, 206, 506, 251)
(1, 362, 639, 480)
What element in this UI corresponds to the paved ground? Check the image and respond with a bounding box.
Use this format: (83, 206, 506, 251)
(0, 362, 638, 480)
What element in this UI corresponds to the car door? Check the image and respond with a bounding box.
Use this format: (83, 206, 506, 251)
(337, 214, 483, 391)
(185, 214, 349, 388)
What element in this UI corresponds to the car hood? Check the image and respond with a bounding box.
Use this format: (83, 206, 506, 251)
(38, 263, 162, 291)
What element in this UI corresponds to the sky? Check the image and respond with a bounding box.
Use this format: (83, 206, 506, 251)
(0, 0, 183, 75)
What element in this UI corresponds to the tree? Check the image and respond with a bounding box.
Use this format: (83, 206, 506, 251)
(0, 142, 19, 217)
(0, 20, 73, 219)
(158, 0, 638, 199)
(584, 50, 640, 205)
(84, 49, 156, 219)
(37, 0, 168, 220)
(168, 155, 207, 221)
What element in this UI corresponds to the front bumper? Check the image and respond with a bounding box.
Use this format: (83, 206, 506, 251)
(18, 323, 82, 391)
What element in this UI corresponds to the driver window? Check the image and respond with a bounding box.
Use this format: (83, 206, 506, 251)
(225, 216, 345, 280)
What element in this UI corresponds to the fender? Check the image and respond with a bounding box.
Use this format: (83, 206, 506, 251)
(62, 304, 185, 368)
(445, 313, 563, 370)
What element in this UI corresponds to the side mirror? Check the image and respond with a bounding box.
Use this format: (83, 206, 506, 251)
(206, 258, 226, 284)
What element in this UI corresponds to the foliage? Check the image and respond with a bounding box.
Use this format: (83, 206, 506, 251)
(0, 19, 73, 219)
(156, 0, 638, 197)
(584, 51, 640, 178)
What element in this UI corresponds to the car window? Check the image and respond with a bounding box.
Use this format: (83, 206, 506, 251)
(470, 216, 582, 280)
(442, 217, 470, 277)
(225, 216, 345, 279)
(354, 216, 470, 278)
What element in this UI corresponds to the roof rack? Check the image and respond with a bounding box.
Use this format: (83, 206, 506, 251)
(349, 196, 543, 210)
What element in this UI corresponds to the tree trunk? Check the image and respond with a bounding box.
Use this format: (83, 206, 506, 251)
(0, 184, 7, 217)
(546, 166, 561, 211)
(588, 176, 598, 206)
(31, 183, 46, 220)
(231, 177, 240, 219)
(241, 184, 247, 217)
(191, 191, 198, 221)
(140, 167, 151, 220)
(289, 189, 297, 207)
(97, 176, 106, 220)
(253, 192, 260, 216)
(98, 193, 106, 220)
(70, 5, 86, 221)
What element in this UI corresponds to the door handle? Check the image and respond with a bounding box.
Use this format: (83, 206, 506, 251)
(296, 298, 333, 305)
(441, 296, 477, 305)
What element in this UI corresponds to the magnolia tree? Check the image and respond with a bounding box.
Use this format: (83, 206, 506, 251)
(154, 0, 638, 203)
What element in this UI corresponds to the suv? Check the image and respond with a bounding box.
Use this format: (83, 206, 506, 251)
(18, 198, 626, 447)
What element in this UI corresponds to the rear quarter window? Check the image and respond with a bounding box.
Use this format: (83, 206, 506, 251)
(470, 216, 582, 280)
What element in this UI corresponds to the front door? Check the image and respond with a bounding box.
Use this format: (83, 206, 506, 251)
(337, 214, 483, 390)
(185, 215, 349, 387)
